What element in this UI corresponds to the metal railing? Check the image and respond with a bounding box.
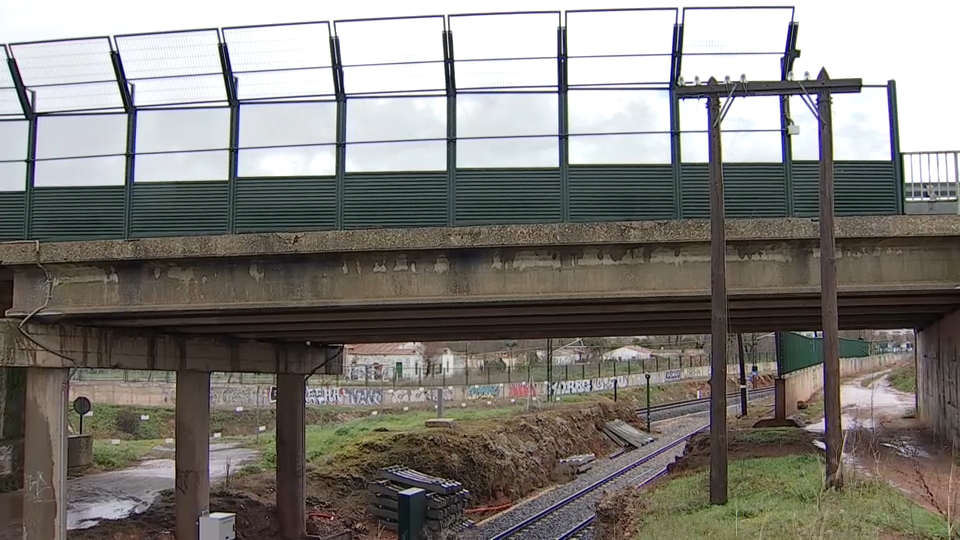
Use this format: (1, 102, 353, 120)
(903, 151, 960, 210)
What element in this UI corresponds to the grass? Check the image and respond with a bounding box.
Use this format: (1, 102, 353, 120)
(635, 454, 950, 539)
(91, 439, 164, 471)
(889, 363, 917, 394)
(249, 404, 527, 470)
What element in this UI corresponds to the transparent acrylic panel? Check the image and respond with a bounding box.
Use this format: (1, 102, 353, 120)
(566, 9, 677, 56)
(457, 93, 558, 138)
(239, 146, 336, 177)
(567, 56, 673, 88)
(136, 108, 230, 153)
(680, 133, 707, 162)
(0, 162, 25, 191)
(134, 150, 228, 182)
(833, 89, 891, 161)
(224, 22, 334, 100)
(680, 7, 793, 82)
(788, 95, 819, 160)
(448, 13, 559, 61)
(346, 97, 445, 143)
(37, 114, 127, 159)
(679, 97, 706, 132)
(116, 30, 227, 106)
(566, 9, 676, 87)
(0, 121, 28, 160)
(724, 95, 781, 131)
(239, 102, 337, 148)
(35, 156, 125, 187)
(345, 141, 445, 172)
(336, 17, 443, 66)
(569, 90, 670, 135)
(722, 132, 782, 162)
(570, 134, 670, 164)
(0, 88, 23, 117)
(457, 137, 558, 168)
(342, 63, 445, 95)
(455, 58, 557, 90)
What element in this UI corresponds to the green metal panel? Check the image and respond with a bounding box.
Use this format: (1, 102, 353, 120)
(0, 192, 25, 241)
(681, 163, 787, 219)
(30, 186, 125, 241)
(568, 165, 675, 222)
(235, 177, 336, 233)
(779, 331, 873, 375)
(722, 163, 787, 218)
(455, 168, 561, 226)
(792, 161, 898, 217)
(130, 181, 229, 238)
(343, 172, 447, 230)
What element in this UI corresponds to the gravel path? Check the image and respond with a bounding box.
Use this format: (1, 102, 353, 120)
(468, 393, 775, 540)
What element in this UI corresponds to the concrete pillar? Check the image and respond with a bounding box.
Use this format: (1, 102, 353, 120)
(22, 368, 68, 540)
(774, 377, 787, 420)
(276, 374, 306, 539)
(175, 371, 210, 540)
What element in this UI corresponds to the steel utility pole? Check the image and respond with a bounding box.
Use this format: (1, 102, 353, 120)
(707, 89, 728, 506)
(675, 71, 862, 502)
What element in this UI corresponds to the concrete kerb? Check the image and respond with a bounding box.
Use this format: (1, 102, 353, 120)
(4, 215, 960, 266)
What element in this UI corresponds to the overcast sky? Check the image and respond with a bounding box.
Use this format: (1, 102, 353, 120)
(0, 0, 954, 190)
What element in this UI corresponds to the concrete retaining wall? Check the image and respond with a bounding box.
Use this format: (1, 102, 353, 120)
(782, 354, 908, 416)
(918, 310, 959, 446)
(69, 362, 779, 409)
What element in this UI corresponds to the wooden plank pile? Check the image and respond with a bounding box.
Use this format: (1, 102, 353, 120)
(368, 465, 472, 536)
(603, 419, 656, 449)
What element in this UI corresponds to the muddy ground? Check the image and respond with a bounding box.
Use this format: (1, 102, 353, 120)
(75, 399, 645, 539)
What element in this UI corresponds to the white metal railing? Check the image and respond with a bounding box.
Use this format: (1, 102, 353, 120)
(903, 151, 960, 212)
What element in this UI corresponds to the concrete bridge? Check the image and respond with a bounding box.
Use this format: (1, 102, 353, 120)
(1, 213, 960, 538)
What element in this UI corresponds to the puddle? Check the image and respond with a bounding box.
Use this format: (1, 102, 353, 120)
(66, 443, 258, 530)
(804, 373, 912, 435)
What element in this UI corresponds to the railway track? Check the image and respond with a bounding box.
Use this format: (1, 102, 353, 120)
(480, 387, 776, 539)
(639, 386, 774, 420)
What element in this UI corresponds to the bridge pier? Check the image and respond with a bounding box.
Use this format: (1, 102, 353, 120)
(22, 367, 68, 540)
(276, 373, 306, 539)
(175, 370, 211, 540)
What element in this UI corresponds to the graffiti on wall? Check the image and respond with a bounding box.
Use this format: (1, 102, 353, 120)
(467, 385, 502, 400)
(304, 387, 383, 406)
(665, 370, 682, 382)
(211, 386, 263, 408)
(393, 387, 454, 403)
(508, 382, 539, 398)
(551, 379, 592, 396)
(593, 376, 628, 392)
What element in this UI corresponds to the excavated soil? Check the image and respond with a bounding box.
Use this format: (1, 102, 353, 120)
(77, 400, 642, 539)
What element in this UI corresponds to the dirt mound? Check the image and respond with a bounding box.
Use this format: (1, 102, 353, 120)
(593, 487, 648, 540)
(667, 427, 818, 475)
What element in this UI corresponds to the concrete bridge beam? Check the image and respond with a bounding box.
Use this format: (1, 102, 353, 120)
(0, 319, 342, 374)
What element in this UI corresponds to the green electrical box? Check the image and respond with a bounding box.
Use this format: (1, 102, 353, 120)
(398, 487, 426, 540)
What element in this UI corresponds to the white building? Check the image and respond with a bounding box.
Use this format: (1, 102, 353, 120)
(602, 345, 654, 362)
(345, 342, 424, 380)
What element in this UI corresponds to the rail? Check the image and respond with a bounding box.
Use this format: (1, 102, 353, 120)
(903, 150, 960, 209)
(491, 425, 706, 540)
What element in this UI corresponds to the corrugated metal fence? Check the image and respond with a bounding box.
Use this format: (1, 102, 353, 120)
(777, 331, 873, 375)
